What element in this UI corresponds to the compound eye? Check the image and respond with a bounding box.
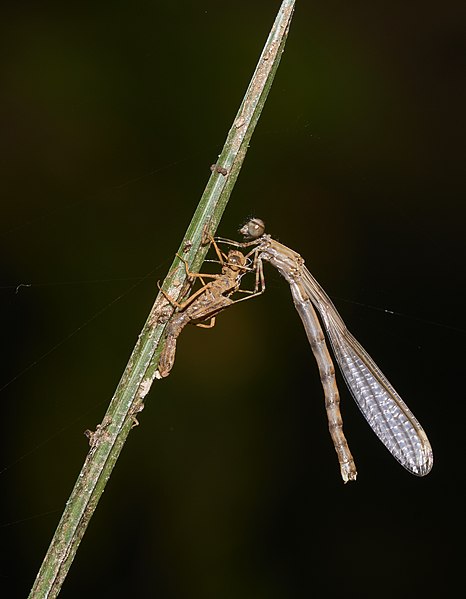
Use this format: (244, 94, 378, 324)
(240, 218, 265, 240)
(228, 252, 241, 265)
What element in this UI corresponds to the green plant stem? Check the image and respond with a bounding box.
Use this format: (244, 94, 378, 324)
(28, 2, 296, 597)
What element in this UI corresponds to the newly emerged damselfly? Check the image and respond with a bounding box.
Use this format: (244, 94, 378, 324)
(217, 218, 433, 482)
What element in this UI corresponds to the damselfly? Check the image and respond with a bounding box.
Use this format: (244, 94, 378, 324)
(217, 218, 433, 482)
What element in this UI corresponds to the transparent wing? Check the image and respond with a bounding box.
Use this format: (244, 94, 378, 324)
(301, 268, 433, 476)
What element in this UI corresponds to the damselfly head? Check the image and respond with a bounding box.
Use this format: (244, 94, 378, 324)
(240, 217, 265, 240)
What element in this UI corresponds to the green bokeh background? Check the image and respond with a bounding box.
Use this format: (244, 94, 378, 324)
(1, 2, 464, 597)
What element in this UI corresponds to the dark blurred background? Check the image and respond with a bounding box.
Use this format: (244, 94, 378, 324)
(1, 1, 465, 597)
